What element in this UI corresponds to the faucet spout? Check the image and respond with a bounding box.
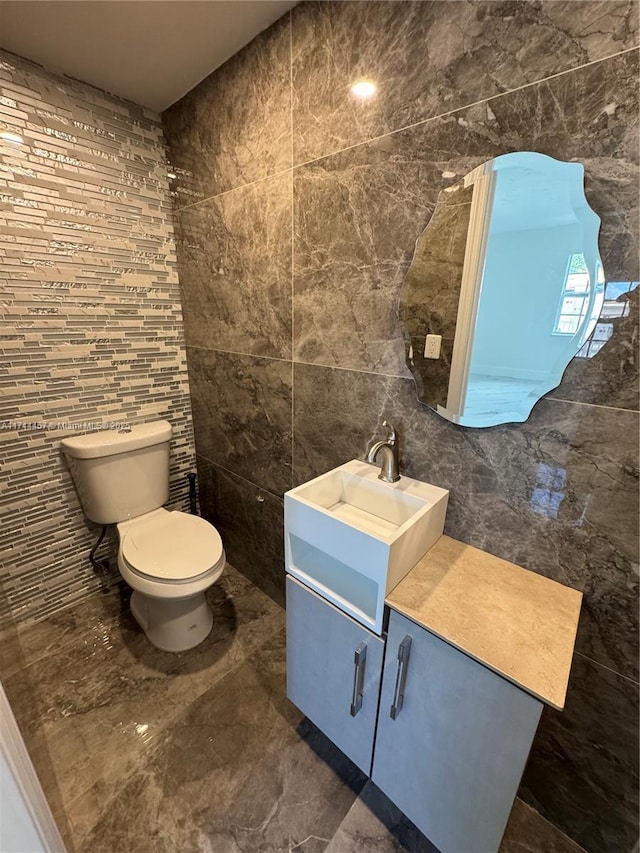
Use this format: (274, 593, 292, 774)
(366, 420, 401, 483)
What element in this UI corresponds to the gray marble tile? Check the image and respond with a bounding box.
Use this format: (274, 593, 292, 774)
(520, 654, 639, 853)
(500, 800, 587, 853)
(174, 171, 293, 359)
(327, 783, 584, 853)
(0, 583, 128, 681)
(187, 347, 293, 495)
(4, 566, 285, 833)
(293, 136, 437, 377)
(549, 284, 639, 411)
(326, 780, 438, 853)
(401, 183, 472, 410)
(292, 363, 639, 682)
(293, 49, 639, 406)
(216, 525, 286, 611)
(292, 0, 639, 164)
(401, 183, 472, 344)
(78, 630, 366, 853)
(197, 454, 286, 605)
(163, 13, 291, 204)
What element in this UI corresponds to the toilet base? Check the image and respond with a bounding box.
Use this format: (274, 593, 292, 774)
(130, 590, 213, 652)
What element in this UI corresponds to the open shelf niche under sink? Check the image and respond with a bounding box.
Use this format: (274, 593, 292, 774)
(284, 460, 449, 633)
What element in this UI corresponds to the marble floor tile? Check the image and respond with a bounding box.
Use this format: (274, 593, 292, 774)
(78, 630, 366, 853)
(292, 363, 639, 683)
(7, 564, 616, 853)
(326, 783, 585, 853)
(163, 12, 291, 203)
(174, 171, 292, 359)
(325, 780, 438, 853)
(500, 800, 587, 853)
(292, 1, 639, 164)
(4, 565, 285, 837)
(187, 346, 293, 495)
(0, 582, 128, 681)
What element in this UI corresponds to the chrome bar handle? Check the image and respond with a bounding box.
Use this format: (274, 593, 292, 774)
(390, 635, 412, 720)
(350, 643, 367, 717)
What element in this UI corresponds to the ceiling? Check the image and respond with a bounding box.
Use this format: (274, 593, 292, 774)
(0, 0, 297, 112)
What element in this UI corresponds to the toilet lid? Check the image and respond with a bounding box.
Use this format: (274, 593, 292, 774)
(121, 512, 223, 581)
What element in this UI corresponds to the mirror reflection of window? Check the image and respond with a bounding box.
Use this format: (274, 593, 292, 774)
(576, 280, 638, 359)
(553, 254, 591, 336)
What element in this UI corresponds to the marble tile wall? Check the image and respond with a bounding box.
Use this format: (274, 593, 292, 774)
(163, 3, 638, 850)
(400, 183, 472, 410)
(0, 51, 195, 627)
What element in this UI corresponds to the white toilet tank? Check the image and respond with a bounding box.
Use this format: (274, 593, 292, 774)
(61, 420, 172, 524)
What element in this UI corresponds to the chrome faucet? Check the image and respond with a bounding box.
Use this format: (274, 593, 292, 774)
(366, 420, 401, 483)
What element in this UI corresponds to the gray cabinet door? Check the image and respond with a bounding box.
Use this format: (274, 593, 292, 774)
(372, 609, 542, 853)
(286, 576, 385, 775)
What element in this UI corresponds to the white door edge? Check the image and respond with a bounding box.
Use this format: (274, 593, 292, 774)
(0, 681, 66, 852)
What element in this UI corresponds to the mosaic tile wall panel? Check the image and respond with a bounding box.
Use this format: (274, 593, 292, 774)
(0, 51, 195, 627)
(164, 4, 638, 851)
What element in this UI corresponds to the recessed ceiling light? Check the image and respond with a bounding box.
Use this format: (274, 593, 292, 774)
(0, 130, 24, 145)
(350, 80, 377, 99)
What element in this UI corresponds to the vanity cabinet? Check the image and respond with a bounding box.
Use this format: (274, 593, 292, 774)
(286, 576, 385, 774)
(286, 529, 581, 853)
(287, 579, 543, 853)
(372, 609, 543, 853)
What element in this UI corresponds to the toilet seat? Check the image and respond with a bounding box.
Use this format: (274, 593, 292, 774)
(120, 511, 224, 582)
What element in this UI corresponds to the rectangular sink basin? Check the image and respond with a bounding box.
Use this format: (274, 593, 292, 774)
(285, 460, 449, 633)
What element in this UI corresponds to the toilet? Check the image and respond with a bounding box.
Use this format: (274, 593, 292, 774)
(61, 420, 225, 652)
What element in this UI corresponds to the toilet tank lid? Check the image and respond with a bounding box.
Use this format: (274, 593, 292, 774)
(60, 420, 172, 459)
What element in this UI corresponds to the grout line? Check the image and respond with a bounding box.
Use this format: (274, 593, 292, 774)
(185, 343, 413, 382)
(574, 650, 640, 687)
(173, 164, 294, 214)
(174, 43, 639, 217)
(511, 801, 589, 853)
(545, 396, 639, 415)
(294, 358, 412, 381)
(290, 45, 640, 172)
(185, 343, 291, 365)
(188, 341, 640, 415)
(196, 451, 284, 502)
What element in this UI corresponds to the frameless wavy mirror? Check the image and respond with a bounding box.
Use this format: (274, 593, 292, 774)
(401, 152, 611, 427)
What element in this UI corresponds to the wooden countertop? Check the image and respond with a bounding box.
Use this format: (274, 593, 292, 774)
(385, 536, 582, 710)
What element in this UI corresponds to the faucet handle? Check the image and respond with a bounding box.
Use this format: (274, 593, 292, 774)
(382, 420, 397, 444)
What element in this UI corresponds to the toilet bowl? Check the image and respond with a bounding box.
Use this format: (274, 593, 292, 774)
(117, 508, 225, 651)
(60, 420, 226, 653)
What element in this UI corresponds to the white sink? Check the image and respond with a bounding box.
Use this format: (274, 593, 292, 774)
(285, 460, 449, 633)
